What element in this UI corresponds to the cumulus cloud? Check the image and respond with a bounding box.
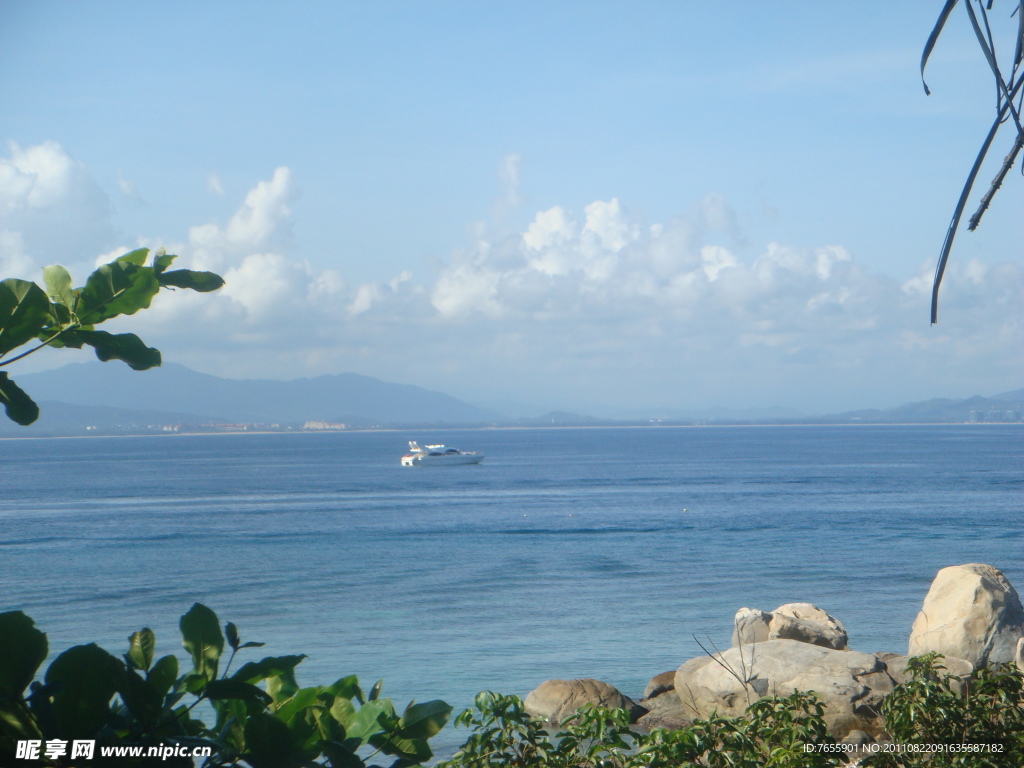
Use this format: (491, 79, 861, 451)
(3, 144, 1017, 413)
(0, 141, 113, 277)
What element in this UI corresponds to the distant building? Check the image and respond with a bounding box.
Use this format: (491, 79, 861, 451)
(302, 421, 347, 431)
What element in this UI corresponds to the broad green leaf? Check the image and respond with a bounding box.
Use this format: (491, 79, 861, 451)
(44, 643, 123, 739)
(205, 679, 273, 707)
(157, 269, 225, 293)
(0, 279, 50, 356)
(77, 260, 160, 323)
(181, 672, 209, 694)
(117, 668, 163, 727)
(340, 699, 392, 746)
(0, 372, 39, 425)
(42, 265, 74, 308)
(369, 730, 432, 762)
(39, 327, 84, 349)
(0, 611, 49, 698)
(399, 699, 452, 740)
(146, 654, 178, 697)
(154, 253, 177, 274)
(231, 654, 307, 685)
(78, 330, 161, 371)
(243, 712, 294, 768)
(126, 628, 155, 671)
(266, 668, 299, 705)
(325, 675, 364, 705)
(179, 603, 223, 680)
(329, 697, 356, 727)
(273, 686, 324, 725)
(116, 248, 150, 266)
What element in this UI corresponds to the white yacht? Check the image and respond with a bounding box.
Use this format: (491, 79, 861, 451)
(401, 441, 484, 467)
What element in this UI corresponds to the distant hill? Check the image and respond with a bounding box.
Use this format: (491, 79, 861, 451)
(8, 362, 498, 432)
(825, 388, 1024, 424)
(1, 363, 1019, 435)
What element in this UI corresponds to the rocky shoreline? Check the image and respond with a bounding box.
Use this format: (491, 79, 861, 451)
(522, 564, 1024, 750)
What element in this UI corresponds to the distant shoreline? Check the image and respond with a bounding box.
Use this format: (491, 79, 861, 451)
(1, 420, 1019, 442)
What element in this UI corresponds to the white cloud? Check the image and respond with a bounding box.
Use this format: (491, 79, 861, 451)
(207, 173, 225, 195)
(0, 141, 112, 274)
(4, 146, 1016, 413)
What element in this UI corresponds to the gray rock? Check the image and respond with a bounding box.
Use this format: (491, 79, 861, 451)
(635, 690, 691, 731)
(674, 639, 895, 738)
(908, 563, 1024, 667)
(731, 603, 848, 650)
(523, 678, 645, 723)
(643, 670, 677, 700)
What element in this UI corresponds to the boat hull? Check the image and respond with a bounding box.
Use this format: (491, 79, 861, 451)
(403, 453, 484, 467)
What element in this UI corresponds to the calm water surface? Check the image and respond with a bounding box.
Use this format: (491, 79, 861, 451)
(1, 425, 1020, 754)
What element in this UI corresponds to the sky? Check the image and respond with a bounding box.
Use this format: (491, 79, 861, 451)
(1, 2, 1021, 416)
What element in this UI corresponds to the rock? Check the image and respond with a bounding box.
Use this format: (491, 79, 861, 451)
(769, 603, 848, 650)
(523, 678, 645, 723)
(732, 608, 771, 646)
(873, 651, 972, 693)
(731, 603, 848, 650)
(1017, 637, 1024, 672)
(908, 563, 1024, 667)
(674, 639, 899, 739)
(635, 690, 692, 731)
(643, 670, 676, 700)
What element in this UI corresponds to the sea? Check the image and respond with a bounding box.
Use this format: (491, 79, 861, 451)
(1, 425, 1021, 757)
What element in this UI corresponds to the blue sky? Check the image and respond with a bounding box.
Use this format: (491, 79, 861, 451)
(1, 2, 1021, 415)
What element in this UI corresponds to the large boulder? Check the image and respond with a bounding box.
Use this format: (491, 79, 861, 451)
(732, 603, 848, 650)
(674, 639, 901, 739)
(908, 564, 1024, 667)
(523, 678, 644, 723)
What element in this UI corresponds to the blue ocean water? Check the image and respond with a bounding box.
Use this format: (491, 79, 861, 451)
(1, 425, 1021, 755)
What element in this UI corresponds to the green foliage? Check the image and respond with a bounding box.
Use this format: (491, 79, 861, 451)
(0, 248, 224, 425)
(863, 653, 1024, 768)
(439, 689, 841, 768)
(0, 605, 451, 767)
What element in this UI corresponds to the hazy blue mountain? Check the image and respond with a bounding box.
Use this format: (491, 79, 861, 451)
(14, 362, 499, 427)
(827, 388, 1023, 424)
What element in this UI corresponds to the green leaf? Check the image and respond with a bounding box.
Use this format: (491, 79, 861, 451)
(325, 675, 364, 705)
(179, 603, 223, 681)
(398, 699, 452, 740)
(341, 699, 392, 746)
(0, 372, 39, 425)
(205, 679, 273, 707)
(231, 654, 307, 685)
(274, 686, 324, 726)
(146, 654, 178, 697)
(225, 622, 240, 651)
(243, 713, 295, 768)
(117, 668, 164, 727)
(0, 278, 50, 356)
(157, 269, 225, 293)
(77, 260, 160, 323)
(77, 329, 161, 371)
(266, 668, 299, 705)
(154, 253, 177, 274)
(44, 643, 124, 739)
(0, 611, 49, 698)
(116, 248, 150, 266)
(368, 678, 383, 701)
(42, 265, 74, 308)
(126, 628, 156, 671)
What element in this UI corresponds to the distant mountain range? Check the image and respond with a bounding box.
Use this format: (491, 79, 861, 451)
(0, 362, 1020, 436)
(4, 362, 497, 434)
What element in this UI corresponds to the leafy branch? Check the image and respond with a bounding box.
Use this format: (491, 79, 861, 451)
(0, 249, 223, 426)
